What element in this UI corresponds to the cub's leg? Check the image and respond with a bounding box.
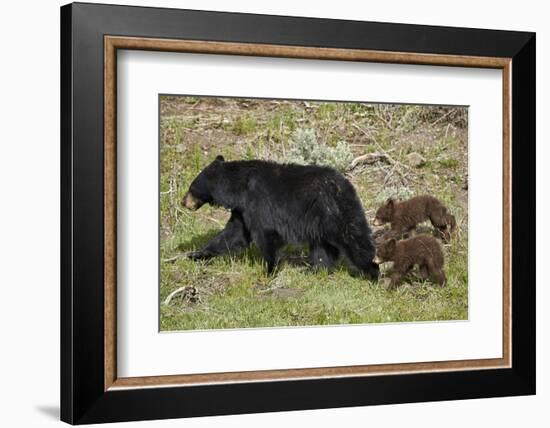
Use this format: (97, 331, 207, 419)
(387, 224, 406, 240)
(418, 264, 430, 280)
(388, 271, 403, 289)
(387, 262, 413, 289)
(429, 207, 452, 242)
(446, 214, 457, 233)
(427, 260, 446, 286)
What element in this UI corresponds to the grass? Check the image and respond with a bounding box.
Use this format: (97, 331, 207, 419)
(230, 115, 257, 135)
(159, 95, 469, 331)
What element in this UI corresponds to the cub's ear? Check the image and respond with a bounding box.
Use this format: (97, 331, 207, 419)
(387, 238, 397, 252)
(215, 155, 225, 162)
(386, 198, 394, 209)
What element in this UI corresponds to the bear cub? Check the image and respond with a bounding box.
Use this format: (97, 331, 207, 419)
(374, 195, 456, 242)
(374, 235, 446, 289)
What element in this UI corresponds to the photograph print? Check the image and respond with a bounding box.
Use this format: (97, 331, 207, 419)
(159, 95, 468, 331)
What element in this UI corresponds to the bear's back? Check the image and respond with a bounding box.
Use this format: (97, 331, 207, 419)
(228, 160, 346, 192)
(399, 235, 444, 266)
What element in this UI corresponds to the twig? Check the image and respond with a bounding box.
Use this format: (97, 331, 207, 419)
(375, 105, 393, 129)
(257, 285, 280, 294)
(430, 108, 455, 127)
(167, 172, 176, 193)
(383, 163, 397, 186)
(175, 206, 192, 220)
(163, 253, 190, 263)
(444, 123, 452, 139)
(257, 281, 288, 294)
(198, 214, 224, 227)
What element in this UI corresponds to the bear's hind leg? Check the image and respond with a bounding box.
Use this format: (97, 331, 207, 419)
(309, 241, 339, 271)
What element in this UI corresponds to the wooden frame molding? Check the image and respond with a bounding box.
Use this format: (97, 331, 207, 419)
(104, 35, 512, 391)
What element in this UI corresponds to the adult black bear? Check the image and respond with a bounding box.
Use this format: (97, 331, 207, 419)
(182, 156, 379, 279)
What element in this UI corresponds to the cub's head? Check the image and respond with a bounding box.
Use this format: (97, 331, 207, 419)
(181, 155, 225, 211)
(373, 198, 395, 226)
(373, 238, 397, 264)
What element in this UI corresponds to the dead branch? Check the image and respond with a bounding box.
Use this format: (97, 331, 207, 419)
(351, 123, 411, 170)
(350, 152, 389, 169)
(163, 286, 200, 305)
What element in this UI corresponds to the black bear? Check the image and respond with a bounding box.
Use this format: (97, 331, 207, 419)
(182, 156, 379, 279)
(373, 195, 456, 242)
(373, 235, 446, 288)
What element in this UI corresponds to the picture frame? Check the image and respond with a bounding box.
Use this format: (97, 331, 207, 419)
(60, 2, 535, 424)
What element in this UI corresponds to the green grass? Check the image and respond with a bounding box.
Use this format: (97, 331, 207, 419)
(160, 249, 468, 331)
(231, 115, 258, 135)
(159, 95, 469, 331)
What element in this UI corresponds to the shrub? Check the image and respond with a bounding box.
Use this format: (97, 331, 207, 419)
(286, 128, 353, 172)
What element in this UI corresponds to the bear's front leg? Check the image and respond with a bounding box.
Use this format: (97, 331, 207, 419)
(427, 263, 447, 286)
(387, 261, 410, 289)
(189, 211, 250, 260)
(255, 230, 284, 275)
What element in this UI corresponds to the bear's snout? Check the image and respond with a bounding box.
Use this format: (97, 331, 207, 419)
(373, 218, 384, 226)
(373, 255, 383, 264)
(182, 192, 203, 211)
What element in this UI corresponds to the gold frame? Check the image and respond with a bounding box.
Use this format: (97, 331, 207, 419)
(104, 36, 512, 391)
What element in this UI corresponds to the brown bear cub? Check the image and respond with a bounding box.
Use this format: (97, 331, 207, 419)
(373, 195, 456, 242)
(374, 235, 446, 289)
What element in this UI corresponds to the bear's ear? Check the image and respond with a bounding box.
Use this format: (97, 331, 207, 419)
(386, 198, 394, 209)
(387, 238, 397, 253)
(215, 155, 225, 162)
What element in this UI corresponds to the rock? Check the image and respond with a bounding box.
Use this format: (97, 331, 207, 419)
(407, 152, 426, 168)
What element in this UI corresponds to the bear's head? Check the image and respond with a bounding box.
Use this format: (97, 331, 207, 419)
(182, 155, 225, 211)
(373, 238, 396, 264)
(373, 198, 395, 226)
